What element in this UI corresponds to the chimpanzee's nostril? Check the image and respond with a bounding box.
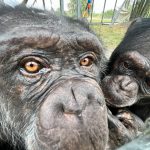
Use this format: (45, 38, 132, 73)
(61, 104, 65, 113)
(71, 87, 77, 102)
(63, 105, 82, 116)
(87, 94, 93, 100)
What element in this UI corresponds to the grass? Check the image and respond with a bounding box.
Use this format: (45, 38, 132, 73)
(90, 23, 129, 57)
(89, 17, 111, 23)
(91, 24, 128, 50)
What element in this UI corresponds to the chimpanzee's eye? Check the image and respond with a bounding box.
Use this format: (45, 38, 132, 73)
(24, 61, 41, 73)
(19, 57, 46, 74)
(80, 56, 94, 67)
(122, 61, 130, 69)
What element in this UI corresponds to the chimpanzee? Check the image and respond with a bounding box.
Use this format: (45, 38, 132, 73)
(0, 3, 109, 150)
(102, 18, 150, 117)
(102, 18, 150, 149)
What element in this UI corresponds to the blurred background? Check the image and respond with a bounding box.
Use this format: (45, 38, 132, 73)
(1, 0, 150, 57)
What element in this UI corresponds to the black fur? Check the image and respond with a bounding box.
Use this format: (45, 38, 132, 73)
(0, 2, 108, 150)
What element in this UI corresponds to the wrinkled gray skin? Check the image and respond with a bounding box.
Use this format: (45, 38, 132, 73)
(0, 3, 108, 150)
(103, 18, 150, 109)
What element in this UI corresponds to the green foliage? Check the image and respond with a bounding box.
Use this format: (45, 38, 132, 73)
(91, 24, 128, 50)
(81, 0, 87, 13)
(68, 0, 76, 17)
(130, 0, 150, 20)
(68, 0, 87, 17)
(103, 10, 113, 18)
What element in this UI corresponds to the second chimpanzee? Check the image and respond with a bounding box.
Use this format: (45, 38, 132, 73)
(102, 18, 150, 112)
(102, 18, 150, 149)
(0, 3, 109, 150)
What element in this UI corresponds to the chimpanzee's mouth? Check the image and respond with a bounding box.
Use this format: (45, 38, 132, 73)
(34, 123, 101, 150)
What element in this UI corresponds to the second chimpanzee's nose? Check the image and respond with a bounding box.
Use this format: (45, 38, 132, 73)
(39, 78, 105, 130)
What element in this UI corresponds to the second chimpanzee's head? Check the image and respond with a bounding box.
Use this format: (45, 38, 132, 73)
(102, 18, 150, 107)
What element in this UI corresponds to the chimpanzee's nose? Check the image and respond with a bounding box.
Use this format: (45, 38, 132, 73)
(39, 78, 105, 130)
(62, 88, 82, 116)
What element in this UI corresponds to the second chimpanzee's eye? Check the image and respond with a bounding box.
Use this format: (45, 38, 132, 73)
(80, 56, 94, 67)
(122, 61, 130, 69)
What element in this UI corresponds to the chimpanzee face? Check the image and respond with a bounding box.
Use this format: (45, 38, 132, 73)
(0, 5, 108, 150)
(102, 18, 150, 107)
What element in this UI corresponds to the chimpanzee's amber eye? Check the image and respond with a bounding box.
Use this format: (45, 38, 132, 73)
(20, 57, 45, 74)
(24, 61, 41, 73)
(80, 57, 93, 66)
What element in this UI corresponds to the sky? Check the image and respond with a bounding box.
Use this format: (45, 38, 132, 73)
(4, 0, 125, 13)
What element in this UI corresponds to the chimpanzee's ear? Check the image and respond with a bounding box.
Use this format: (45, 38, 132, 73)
(131, 17, 142, 24)
(79, 17, 89, 25)
(125, 17, 150, 37)
(78, 17, 91, 30)
(127, 17, 144, 33)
